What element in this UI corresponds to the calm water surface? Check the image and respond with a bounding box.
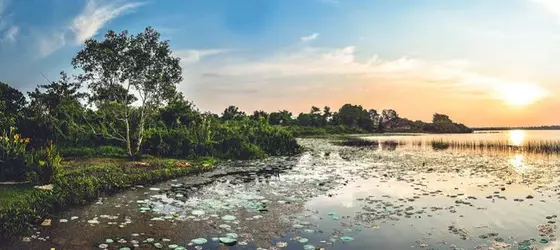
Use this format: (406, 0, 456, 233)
(6, 130, 560, 250)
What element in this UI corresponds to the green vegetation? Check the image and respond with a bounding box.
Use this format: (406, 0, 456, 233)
(0, 158, 212, 240)
(261, 105, 472, 136)
(0, 27, 301, 240)
(424, 140, 560, 154)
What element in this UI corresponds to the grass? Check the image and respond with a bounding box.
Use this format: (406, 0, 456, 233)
(0, 157, 215, 241)
(0, 184, 39, 207)
(420, 139, 560, 154)
(332, 137, 406, 148)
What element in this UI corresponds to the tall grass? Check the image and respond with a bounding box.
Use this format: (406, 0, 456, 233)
(423, 139, 560, 154)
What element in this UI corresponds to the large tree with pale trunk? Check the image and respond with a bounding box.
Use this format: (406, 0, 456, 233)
(72, 27, 182, 158)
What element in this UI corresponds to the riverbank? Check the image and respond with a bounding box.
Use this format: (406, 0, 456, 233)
(0, 157, 216, 241)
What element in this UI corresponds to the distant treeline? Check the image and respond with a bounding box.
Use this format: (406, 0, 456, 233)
(473, 126, 560, 131)
(239, 104, 473, 136)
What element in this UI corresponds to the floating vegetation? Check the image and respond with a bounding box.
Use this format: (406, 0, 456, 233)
(191, 238, 207, 245)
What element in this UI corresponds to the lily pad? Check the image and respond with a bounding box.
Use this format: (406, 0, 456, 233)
(192, 210, 205, 216)
(219, 237, 237, 245)
(303, 245, 316, 250)
(191, 238, 208, 245)
(98, 244, 108, 249)
(168, 244, 179, 249)
(105, 239, 114, 243)
(146, 238, 155, 243)
(298, 238, 309, 243)
(154, 242, 163, 248)
(341, 236, 354, 242)
(221, 215, 236, 221)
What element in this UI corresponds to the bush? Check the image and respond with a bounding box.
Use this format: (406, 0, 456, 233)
(31, 143, 62, 184)
(142, 119, 301, 160)
(0, 127, 33, 182)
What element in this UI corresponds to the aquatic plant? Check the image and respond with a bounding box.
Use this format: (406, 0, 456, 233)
(333, 138, 379, 147)
(417, 139, 560, 155)
(0, 158, 211, 240)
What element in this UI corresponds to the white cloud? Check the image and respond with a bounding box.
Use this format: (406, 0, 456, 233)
(34, 0, 143, 58)
(530, 0, 560, 23)
(70, 0, 145, 44)
(300, 33, 320, 42)
(175, 49, 229, 64)
(2, 25, 17, 42)
(37, 31, 67, 58)
(181, 44, 548, 111)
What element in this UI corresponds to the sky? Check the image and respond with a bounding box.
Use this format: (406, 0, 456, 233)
(0, 0, 559, 127)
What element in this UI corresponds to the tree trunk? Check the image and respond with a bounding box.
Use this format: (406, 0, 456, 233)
(134, 107, 147, 158)
(125, 118, 133, 159)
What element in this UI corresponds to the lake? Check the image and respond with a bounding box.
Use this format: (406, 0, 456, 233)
(5, 130, 560, 250)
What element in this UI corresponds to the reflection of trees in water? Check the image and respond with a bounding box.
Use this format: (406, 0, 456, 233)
(381, 141, 398, 151)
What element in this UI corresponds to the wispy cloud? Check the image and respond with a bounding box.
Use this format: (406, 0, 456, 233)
(530, 0, 560, 23)
(0, 0, 16, 43)
(181, 44, 548, 114)
(300, 33, 320, 42)
(70, 0, 145, 44)
(34, 0, 144, 58)
(2, 25, 17, 42)
(37, 31, 67, 58)
(175, 49, 230, 64)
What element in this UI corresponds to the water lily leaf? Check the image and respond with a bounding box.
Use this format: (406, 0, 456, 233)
(303, 245, 316, 250)
(192, 210, 205, 216)
(191, 238, 208, 245)
(341, 236, 354, 242)
(105, 239, 113, 243)
(221, 215, 236, 221)
(219, 237, 237, 245)
(298, 238, 309, 243)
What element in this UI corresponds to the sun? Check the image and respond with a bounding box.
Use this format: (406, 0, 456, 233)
(495, 83, 547, 106)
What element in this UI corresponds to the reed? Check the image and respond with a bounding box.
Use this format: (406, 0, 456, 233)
(422, 139, 560, 154)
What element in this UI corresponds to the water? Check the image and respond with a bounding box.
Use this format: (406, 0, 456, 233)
(5, 131, 560, 250)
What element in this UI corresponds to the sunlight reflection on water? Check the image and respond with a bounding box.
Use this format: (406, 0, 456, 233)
(508, 129, 525, 146)
(509, 153, 528, 173)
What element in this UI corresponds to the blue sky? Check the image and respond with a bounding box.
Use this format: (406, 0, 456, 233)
(1, 0, 560, 126)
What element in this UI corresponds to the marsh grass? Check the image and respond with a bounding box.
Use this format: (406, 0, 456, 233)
(421, 139, 560, 154)
(333, 138, 407, 148)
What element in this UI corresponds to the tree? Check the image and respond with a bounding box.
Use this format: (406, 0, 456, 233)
(269, 110, 292, 125)
(0, 82, 26, 130)
(433, 113, 452, 123)
(26, 72, 88, 146)
(250, 110, 269, 122)
(159, 92, 201, 128)
(296, 113, 313, 126)
(221, 105, 246, 121)
(72, 27, 182, 158)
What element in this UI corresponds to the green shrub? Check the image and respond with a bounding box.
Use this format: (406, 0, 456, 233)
(143, 119, 300, 160)
(31, 143, 62, 184)
(0, 127, 33, 181)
